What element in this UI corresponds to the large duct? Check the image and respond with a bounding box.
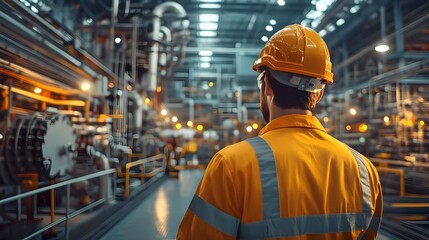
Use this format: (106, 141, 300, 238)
(148, 1, 186, 91)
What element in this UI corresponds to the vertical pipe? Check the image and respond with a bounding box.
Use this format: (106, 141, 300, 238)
(149, 2, 186, 92)
(393, 0, 405, 67)
(65, 185, 70, 240)
(108, 0, 119, 69)
(50, 179, 55, 231)
(341, 42, 349, 90)
(131, 16, 139, 82)
(237, 87, 242, 123)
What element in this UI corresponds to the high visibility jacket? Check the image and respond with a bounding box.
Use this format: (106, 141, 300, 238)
(177, 114, 383, 240)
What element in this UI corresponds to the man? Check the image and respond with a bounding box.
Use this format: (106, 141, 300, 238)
(177, 24, 383, 239)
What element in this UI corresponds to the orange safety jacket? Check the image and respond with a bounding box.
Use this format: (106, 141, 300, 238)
(177, 114, 383, 240)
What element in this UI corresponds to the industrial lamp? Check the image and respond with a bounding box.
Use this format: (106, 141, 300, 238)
(375, 42, 390, 53)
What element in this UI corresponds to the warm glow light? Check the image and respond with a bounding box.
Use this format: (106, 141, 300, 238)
(358, 123, 368, 133)
(187, 121, 193, 127)
(154, 189, 168, 230)
(156, 86, 162, 93)
(127, 84, 132, 91)
(323, 117, 329, 123)
(235, 91, 240, 97)
(208, 81, 214, 87)
(34, 87, 42, 94)
(346, 125, 351, 131)
(246, 126, 252, 132)
(383, 116, 390, 123)
(81, 82, 91, 91)
(172, 116, 178, 122)
(175, 123, 182, 129)
(196, 124, 204, 131)
(252, 123, 259, 129)
(349, 108, 357, 115)
(108, 82, 115, 88)
(161, 109, 168, 116)
(419, 120, 425, 126)
(144, 98, 151, 104)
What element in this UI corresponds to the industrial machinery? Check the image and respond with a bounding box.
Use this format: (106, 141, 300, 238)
(0, 0, 188, 239)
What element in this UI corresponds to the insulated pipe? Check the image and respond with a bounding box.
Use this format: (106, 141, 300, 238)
(90, 147, 112, 200)
(148, 2, 186, 91)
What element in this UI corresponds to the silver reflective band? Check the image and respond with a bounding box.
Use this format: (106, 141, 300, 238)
(257, 70, 265, 89)
(238, 212, 378, 239)
(347, 147, 373, 214)
(188, 194, 240, 237)
(246, 137, 280, 218)
(269, 69, 326, 93)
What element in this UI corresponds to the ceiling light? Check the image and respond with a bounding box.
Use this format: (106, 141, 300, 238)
(265, 25, 273, 31)
(30, 6, 39, 13)
(200, 62, 211, 68)
(336, 18, 345, 26)
(261, 36, 268, 42)
(326, 24, 335, 32)
(200, 56, 211, 62)
(306, 10, 323, 19)
(269, 19, 277, 25)
(350, 5, 360, 13)
(199, 14, 219, 22)
(375, 43, 389, 53)
(277, 0, 285, 6)
(316, 2, 328, 11)
(200, 3, 221, 9)
(200, 0, 222, 2)
(200, 22, 218, 30)
(199, 31, 217, 37)
(199, 50, 213, 56)
(319, 29, 327, 37)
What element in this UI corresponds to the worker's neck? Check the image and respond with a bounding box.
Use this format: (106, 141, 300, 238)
(270, 108, 312, 121)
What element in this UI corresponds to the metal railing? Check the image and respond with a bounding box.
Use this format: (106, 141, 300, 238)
(116, 153, 166, 198)
(0, 169, 116, 240)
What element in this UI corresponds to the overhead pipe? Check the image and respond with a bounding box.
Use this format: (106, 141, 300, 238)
(148, 1, 186, 91)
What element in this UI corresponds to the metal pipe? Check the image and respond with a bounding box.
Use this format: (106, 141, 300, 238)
(148, 1, 186, 91)
(0, 84, 86, 106)
(93, 150, 112, 200)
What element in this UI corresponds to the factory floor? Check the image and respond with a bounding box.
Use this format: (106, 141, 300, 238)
(99, 169, 399, 240)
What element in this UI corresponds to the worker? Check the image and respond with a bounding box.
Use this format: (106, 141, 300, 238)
(177, 24, 383, 239)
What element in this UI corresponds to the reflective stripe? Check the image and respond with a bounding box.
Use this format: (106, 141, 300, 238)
(246, 137, 280, 218)
(188, 194, 240, 237)
(347, 147, 373, 214)
(238, 212, 374, 239)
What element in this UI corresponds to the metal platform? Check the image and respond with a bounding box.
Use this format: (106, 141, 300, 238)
(99, 169, 204, 240)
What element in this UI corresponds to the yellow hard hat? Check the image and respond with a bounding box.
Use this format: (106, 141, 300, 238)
(253, 24, 333, 84)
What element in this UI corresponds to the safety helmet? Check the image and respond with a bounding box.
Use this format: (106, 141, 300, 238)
(253, 24, 333, 84)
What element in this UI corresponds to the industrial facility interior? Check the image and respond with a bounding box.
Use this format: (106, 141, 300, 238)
(0, 0, 428, 239)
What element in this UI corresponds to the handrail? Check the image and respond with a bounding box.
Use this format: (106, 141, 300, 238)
(123, 153, 166, 198)
(370, 158, 429, 168)
(376, 166, 405, 197)
(0, 169, 116, 240)
(0, 169, 115, 204)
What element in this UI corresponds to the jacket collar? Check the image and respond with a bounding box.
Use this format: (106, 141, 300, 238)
(258, 114, 326, 135)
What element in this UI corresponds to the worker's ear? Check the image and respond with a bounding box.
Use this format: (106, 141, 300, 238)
(263, 75, 273, 97)
(315, 89, 324, 104)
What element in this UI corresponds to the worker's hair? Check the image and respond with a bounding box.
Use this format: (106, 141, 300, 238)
(267, 74, 321, 111)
